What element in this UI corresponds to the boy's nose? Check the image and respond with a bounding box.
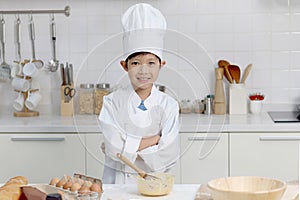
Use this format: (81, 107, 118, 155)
(139, 64, 149, 73)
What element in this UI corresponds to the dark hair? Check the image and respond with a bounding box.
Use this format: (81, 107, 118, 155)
(125, 52, 161, 64)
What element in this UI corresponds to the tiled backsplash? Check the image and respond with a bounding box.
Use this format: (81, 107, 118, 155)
(0, 0, 300, 114)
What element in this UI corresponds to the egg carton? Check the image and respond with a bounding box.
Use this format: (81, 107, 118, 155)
(22, 184, 101, 200)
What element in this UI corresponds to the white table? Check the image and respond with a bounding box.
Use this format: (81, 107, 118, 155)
(101, 184, 200, 200)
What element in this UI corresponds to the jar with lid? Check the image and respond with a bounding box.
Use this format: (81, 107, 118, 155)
(180, 99, 192, 114)
(79, 83, 94, 114)
(94, 83, 110, 115)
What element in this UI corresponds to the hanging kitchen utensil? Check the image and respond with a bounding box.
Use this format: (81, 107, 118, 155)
(218, 60, 232, 83)
(228, 64, 241, 84)
(46, 14, 59, 72)
(0, 16, 11, 81)
(11, 15, 22, 78)
(241, 63, 252, 84)
(28, 15, 43, 69)
(116, 153, 162, 182)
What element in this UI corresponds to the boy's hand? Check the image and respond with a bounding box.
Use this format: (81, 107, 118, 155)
(138, 134, 161, 151)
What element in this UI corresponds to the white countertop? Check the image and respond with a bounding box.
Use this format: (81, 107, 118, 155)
(101, 184, 200, 200)
(0, 111, 299, 133)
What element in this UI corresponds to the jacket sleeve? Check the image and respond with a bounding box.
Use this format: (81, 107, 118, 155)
(138, 99, 180, 172)
(99, 95, 141, 163)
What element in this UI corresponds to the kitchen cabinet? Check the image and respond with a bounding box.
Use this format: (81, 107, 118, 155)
(0, 134, 86, 183)
(85, 133, 105, 179)
(230, 133, 299, 181)
(180, 133, 228, 184)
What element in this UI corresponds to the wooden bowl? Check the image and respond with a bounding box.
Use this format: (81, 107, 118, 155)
(137, 173, 174, 196)
(207, 176, 286, 200)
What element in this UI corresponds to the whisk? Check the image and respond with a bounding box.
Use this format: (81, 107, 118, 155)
(116, 153, 161, 182)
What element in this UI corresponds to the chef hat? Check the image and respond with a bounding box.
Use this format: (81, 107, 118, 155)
(121, 3, 167, 60)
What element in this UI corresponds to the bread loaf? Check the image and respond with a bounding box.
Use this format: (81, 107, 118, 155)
(0, 176, 28, 200)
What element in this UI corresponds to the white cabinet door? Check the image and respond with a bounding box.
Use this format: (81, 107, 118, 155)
(0, 134, 85, 183)
(180, 133, 228, 184)
(85, 133, 105, 180)
(230, 133, 299, 181)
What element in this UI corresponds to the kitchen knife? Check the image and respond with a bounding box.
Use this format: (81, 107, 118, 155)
(69, 64, 73, 85)
(60, 63, 65, 85)
(64, 62, 69, 85)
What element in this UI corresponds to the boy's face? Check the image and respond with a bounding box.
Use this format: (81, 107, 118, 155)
(121, 53, 165, 91)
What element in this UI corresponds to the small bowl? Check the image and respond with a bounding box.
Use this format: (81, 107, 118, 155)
(207, 176, 286, 200)
(137, 173, 174, 196)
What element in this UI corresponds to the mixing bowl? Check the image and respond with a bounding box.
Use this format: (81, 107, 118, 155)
(207, 176, 286, 200)
(137, 173, 174, 196)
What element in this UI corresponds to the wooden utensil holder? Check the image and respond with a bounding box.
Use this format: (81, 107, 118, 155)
(61, 85, 74, 116)
(13, 67, 40, 117)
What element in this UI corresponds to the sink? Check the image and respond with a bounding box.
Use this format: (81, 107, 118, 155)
(268, 111, 300, 123)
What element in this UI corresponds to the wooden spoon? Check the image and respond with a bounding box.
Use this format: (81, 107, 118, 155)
(228, 65, 241, 83)
(241, 64, 252, 84)
(218, 60, 233, 83)
(116, 153, 161, 181)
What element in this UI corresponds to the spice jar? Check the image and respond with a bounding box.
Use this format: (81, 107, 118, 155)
(79, 83, 94, 114)
(94, 83, 110, 115)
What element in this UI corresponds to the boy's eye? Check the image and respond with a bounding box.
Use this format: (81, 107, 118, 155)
(131, 61, 139, 65)
(149, 62, 156, 65)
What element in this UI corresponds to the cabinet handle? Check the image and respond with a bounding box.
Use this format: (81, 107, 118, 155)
(188, 137, 220, 141)
(259, 136, 300, 141)
(11, 136, 65, 141)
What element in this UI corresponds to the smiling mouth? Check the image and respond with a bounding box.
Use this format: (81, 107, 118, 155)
(137, 77, 150, 81)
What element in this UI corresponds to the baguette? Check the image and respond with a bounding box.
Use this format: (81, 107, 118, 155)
(0, 176, 28, 200)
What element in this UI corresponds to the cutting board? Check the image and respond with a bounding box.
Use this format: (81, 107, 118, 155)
(194, 182, 299, 200)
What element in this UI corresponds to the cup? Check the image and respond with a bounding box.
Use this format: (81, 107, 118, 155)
(25, 92, 42, 110)
(12, 77, 30, 92)
(249, 100, 262, 114)
(13, 93, 24, 111)
(23, 62, 39, 77)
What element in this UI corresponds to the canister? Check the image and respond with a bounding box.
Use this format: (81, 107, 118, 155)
(79, 83, 94, 114)
(229, 83, 247, 114)
(94, 83, 110, 115)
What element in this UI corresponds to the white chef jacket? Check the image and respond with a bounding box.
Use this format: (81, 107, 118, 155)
(99, 84, 180, 184)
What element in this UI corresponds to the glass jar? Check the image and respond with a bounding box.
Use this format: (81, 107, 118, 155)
(180, 99, 192, 114)
(79, 83, 94, 114)
(94, 83, 110, 115)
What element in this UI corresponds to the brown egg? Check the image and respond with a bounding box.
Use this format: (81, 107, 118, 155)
(90, 183, 102, 193)
(86, 180, 93, 188)
(49, 177, 60, 186)
(56, 177, 67, 188)
(63, 178, 73, 190)
(70, 182, 81, 192)
(79, 181, 91, 194)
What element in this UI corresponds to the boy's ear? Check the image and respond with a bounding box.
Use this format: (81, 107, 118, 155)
(160, 60, 166, 68)
(120, 60, 128, 72)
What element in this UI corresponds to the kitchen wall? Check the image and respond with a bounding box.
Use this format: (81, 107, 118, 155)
(0, 0, 300, 114)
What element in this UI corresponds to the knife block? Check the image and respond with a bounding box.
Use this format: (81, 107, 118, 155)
(60, 85, 74, 116)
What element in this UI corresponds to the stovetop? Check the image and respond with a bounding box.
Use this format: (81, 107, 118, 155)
(268, 111, 300, 123)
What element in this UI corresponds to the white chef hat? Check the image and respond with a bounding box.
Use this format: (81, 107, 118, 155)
(121, 3, 167, 60)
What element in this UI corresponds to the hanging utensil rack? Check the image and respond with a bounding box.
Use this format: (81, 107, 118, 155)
(0, 5, 70, 17)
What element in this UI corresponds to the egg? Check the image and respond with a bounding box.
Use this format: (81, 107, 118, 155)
(49, 177, 60, 186)
(79, 181, 91, 194)
(86, 180, 93, 187)
(56, 177, 68, 188)
(63, 179, 73, 190)
(90, 182, 102, 193)
(70, 182, 81, 192)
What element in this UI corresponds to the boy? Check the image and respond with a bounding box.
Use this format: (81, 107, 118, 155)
(99, 3, 179, 184)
